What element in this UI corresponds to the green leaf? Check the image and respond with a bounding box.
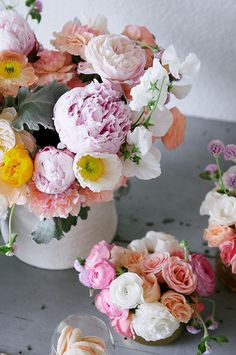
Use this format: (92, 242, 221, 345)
(29, 9, 41, 23)
(77, 257, 86, 266)
(199, 171, 212, 180)
(197, 340, 206, 354)
(12, 81, 68, 131)
(25, 0, 35, 6)
(78, 206, 90, 220)
(209, 335, 229, 344)
(0, 245, 12, 255)
(54, 215, 78, 234)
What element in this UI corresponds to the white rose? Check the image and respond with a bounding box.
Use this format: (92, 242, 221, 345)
(200, 190, 222, 216)
(210, 194, 236, 226)
(132, 303, 180, 341)
(0, 119, 16, 163)
(128, 238, 148, 254)
(144, 231, 180, 253)
(109, 272, 144, 309)
(0, 195, 8, 219)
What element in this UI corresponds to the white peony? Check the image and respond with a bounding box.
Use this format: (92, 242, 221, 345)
(200, 191, 222, 216)
(132, 303, 180, 341)
(129, 58, 169, 112)
(109, 272, 144, 309)
(0, 195, 8, 220)
(73, 152, 122, 192)
(209, 194, 236, 226)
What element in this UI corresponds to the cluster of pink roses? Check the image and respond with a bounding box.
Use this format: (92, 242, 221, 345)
(75, 231, 216, 343)
(200, 140, 236, 274)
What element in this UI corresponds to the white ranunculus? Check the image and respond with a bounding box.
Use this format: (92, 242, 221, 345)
(128, 238, 148, 253)
(149, 107, 173, 137)
(200, 191, 222, 216)
(209, 194, 236, 226)
(144, 231, 180, 253)
(0, 195, 8, 220)
(132, 303, 180, 341)
(122, 146, 161, 180)
(127, 126, 152, 156)
(73, 152, 122, 192)
(109, 272, 144, 309)
(0, 119, 16, 163)
(129, 58, 169, 112)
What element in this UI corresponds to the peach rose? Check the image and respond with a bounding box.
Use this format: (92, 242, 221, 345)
(122, 250, 144, 274)
(162, 107, 186, 150)
(204, 224, 236, 247)
(142, 273, 161, 302)
(162, 256, 197, 295)
(161, 290, 193, 323)
(110, 245, 129, 268)
(140, 252, 169, 283)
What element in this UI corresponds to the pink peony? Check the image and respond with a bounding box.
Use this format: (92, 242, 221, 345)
(0, 10, 35, 55)
(53, 81, 131, 154)
(219, 239, 236, 267)
(27, 181, 82, 219)
(33, 146, 75, 194)
(189, 253, 215, 297)
(95, 288, 128, 319)
(32, 50, 75, 85)
(85, 240, 113, 269)
(162, 256, 197, 295)
(204, 224, 236, 247)
(140, 252, 169, 283)
(87, 260, 115, 289)
(111, 314, 133, 338)
(80, 34, 146, 85)
(51, 21, 98, 57)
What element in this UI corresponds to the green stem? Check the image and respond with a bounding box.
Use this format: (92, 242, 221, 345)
(8, 203, 16, 246)
(0, 0, 8, 9)
(195, 311, 209, 338)
(215, 157, 227, 194)
(180, 240, 189, 262)
(131, 110, 145, 130)
(136, 41, 159, 52)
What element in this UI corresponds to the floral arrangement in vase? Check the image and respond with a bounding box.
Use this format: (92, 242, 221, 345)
(200, 140, 236, 289)
(0, 0, 200, 255)
(75, 231, 228, 354)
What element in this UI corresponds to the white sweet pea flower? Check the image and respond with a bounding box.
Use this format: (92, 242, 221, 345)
(129, 58, 169, 112)
(209, 194, 236, 226)
(127, 126, 152, 156)
(0, 195, 8, 220)
(200, 191, 222, 216)
(132, 303, 180, 341)
(149, 107, 173, 137)
(109, 272, 144, 309)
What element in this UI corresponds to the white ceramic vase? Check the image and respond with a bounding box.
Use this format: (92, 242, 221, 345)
(1, 201, 117, 270)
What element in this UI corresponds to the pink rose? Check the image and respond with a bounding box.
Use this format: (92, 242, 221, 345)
(140, 252, 169, 283)
(33, 50, 75, 86)
(86, 240, 113, 269)
(122, 251, 144, 274)
(87, 260, 115, 289)
(162, 256, 197, 295)
(142, 273, 161, 302)
(204, 225, 236, 247)
(189, 253, 215, 297)
(0, 10, 36, 55)
(95, 288, 128, 319)
(111, 314, 133, 338)
(33, 146, 75, 194)
(81, 34, 146, 85)
(220, 239, 236, 267)
(53, 81, 131, 154)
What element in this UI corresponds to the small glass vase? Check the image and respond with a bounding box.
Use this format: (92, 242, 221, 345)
(134, 324, 184, 346)
(50, 314, 115, 355)
(216, 252, 236, 292)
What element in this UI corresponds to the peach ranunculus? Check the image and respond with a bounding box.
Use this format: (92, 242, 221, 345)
(142, 273, 161, 302)
(0, 51, 37, 96)
(51, 21, 98, 57)
(140, 252, 169, 283)
(162, 256, 197, 295)
(122, 25, 156, 69)
(161, 290, 193, 323)
(32, 50, 76, 85)
(162, 107, 186, 150)
(203, 224, 236, 247)
(122, 250, 144, 274)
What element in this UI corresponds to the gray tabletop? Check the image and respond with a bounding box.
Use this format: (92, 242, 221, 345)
(0, 116, 236, 355)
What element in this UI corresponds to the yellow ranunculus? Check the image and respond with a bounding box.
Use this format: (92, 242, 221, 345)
(0, 144, 33, 187)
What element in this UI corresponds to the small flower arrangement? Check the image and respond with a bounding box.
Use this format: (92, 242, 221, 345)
(75, 231, 227, 354)
(200, 140, 236, 275)
(0, 1, 200, 254)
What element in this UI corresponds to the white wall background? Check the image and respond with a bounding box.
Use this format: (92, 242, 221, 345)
(13, 0, 236, 122)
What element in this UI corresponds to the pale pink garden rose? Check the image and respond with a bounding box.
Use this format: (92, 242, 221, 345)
(80, 34, 146, 85)
(142, 273, 161, 302)
(32, 50, 75, 85)
(140, 252, 169, 283)
(162, 256, 197, 295)
(161, 290, 193, 323)
(0, 10, 36, 55)
(85, 240, 113, 269)
(219, 239, 236, 268)
(53, 81, 131, 154)
(111, 314, 133, 338)
(203, 224, 236, 247)
(87, 260, 115, 289)
(95, 288, 129, 319)
(51, 20, 98, 57)
(189, 253, 215, 297)
(27, 181, 81, 219)
(33, 147, 75, 194)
